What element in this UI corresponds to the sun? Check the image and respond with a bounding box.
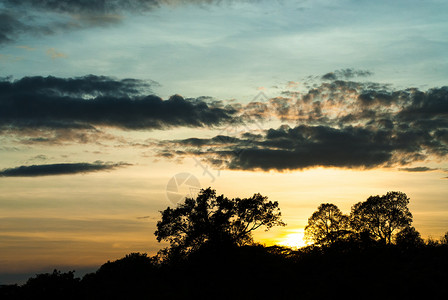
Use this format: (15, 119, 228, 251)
(279, 231, 307, 249)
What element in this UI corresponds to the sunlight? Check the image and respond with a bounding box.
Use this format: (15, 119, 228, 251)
(279, 231, 307, 249)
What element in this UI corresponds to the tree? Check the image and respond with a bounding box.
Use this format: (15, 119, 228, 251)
(350, 191, 412, 244)
(441, 231, 448, 245)
(22, 269, 80, 299)
(304, 203, 350, 246)
(155, 187, 285, 258)
(394, 226, 424, 248)
(82, 253, 157, 298)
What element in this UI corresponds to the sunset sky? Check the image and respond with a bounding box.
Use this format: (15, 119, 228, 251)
(1, 0, 448, 284)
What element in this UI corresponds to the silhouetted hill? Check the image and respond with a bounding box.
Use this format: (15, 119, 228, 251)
(1, 241, 447, 299)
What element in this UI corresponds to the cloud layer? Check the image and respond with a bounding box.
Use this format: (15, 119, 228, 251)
(156, 76, 448, 171)
(3, 0, 228, 14)
(0, 161, 130, 177)
(2, 71, 447, 172)
(0, 75, 236, 132)
(0, 0, 240, 45)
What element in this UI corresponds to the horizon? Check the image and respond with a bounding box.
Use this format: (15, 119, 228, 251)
(1, 0, 448, 285)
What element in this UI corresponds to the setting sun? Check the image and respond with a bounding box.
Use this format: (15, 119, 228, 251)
(278, 231, 307, 249)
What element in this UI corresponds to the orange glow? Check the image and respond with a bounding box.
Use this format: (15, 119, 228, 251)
(277, 230, 308, 249)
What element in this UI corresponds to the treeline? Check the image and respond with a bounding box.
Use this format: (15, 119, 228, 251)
(2, 241, 448, 299)
(303, 191, 437, 247)
(1, 188, 447, 299)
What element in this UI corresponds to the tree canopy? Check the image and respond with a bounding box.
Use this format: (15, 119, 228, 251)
(394, 226, 424, 248)
(304, 203, 349, 246)
(155, 187, 285, 258)
(350, 191, 413, 244)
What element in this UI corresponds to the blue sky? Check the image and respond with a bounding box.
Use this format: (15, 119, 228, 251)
(2, 0, 447, 99)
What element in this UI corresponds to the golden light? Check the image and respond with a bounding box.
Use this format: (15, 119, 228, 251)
(278, 230, 307, 249)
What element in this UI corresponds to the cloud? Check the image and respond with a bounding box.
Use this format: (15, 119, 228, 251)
(159, 124, 397, 171)
(254, 80, 448, 136)
(0, 11, 29, 45)
(15, 45, 37, 51)
(2, 0, 160, 14)
(70, 13, 124, 27)
(0, 75, 236, 133)
(25, 154, 49, 163)
(0, 9, 87, 46)
(0, 161, 130, 177)
(321, 68, 373, 81)
(398, 167, 438, 172)
(4, 0, 156, 13)
(156, 79, 448, 171)
(3, 1, 235, 14)
(46, 48, 67, 59)
(159, 124, 438, 171)
(0, 0, 240, 45)
(2, 72, 447, 172)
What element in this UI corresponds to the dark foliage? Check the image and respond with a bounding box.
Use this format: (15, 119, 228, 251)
(1, 242, 447, 299)
(155, 188, 285, 260)
(80, 252, 157, 299)
(304, 203, 350, 245)
(19, 269, 80, 300)
(350, 191, 413, 244)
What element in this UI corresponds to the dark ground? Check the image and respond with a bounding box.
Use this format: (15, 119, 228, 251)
(1, 242, 447, 299)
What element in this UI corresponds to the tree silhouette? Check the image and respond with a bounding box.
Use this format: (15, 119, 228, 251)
(21, 269, 80, 299)
(155, 187, 285, 258)
(81, 252, 156, 298)
(304, 203, 350, 246)
(394, 226, 424, 248)
(350, 191, 412, 244)
(442, 231, 448, 245)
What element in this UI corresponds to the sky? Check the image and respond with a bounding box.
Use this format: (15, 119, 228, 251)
(1, 0, 448, 284)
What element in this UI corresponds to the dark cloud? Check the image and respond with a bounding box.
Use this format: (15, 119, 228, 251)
(1, 74, 153, 97)
(261, 80, 447, 137)
(0, 0, 238, 45)
(3, 0, 232, 14)
(157, 80, 448, 171)
(2, 72, 447, 173)
(0, 11, 28, 44)
(13, 127, 118, 145)
(0, 75, 236, 132)
(0, 161, 130, 177)
(398, 167, 438, 172)
(0, 8, 125, 45)
(322, 68, 373, 81)
(161, 125, 396, 171)
(3, 0, 159, 14)
(161, 124, 440, 171)
(398, 87, 448, 122)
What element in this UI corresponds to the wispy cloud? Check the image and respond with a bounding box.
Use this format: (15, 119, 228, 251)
(321, 68, 373, 81)
(15, 45, 37, 51)
(0, 11, 28, 45)
(398, 167, 439, 172)
(46, 48, 67, 59)
(3, 0, 236, 14)
(0, 161, 130, 177)
(0, 0, 242, 45)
